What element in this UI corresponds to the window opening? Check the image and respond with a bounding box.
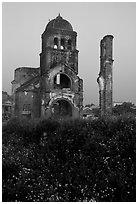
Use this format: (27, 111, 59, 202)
(61, 38, 65, 50)
(68, 39, 72, 50)
(54, 38, 58, 49)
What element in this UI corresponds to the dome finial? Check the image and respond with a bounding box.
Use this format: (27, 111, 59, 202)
(57, 13, 62, 19)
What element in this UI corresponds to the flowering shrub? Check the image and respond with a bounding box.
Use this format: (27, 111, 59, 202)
(2, 116, 136, 201)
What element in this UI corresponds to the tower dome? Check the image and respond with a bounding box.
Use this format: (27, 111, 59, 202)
(45, 14, 73, 31)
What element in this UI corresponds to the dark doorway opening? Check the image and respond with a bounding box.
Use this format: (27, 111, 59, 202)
(52, 99, 72, 119)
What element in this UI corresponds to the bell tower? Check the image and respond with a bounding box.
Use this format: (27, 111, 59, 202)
(40, 14, 78, 75)
(40, 14, 83, 119)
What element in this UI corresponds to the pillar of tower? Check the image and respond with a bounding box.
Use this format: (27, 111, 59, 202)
(65, 39, 68, 50)
(97, 35, 114, 116)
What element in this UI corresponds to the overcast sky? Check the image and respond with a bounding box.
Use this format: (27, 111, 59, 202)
(2, 2, 136, 105)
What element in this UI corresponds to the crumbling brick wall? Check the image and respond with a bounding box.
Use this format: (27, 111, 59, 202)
(97, 35, 114, 116)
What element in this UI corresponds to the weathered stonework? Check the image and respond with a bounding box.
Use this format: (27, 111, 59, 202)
(97, 35, 114, 116)
(11, 67, 40, 94)
(12, 14, 114, 119)
(40, 14, 83, 119)
(12, 14, 83, 119)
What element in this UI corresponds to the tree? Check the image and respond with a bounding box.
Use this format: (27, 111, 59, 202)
(113, 102, 136, 116)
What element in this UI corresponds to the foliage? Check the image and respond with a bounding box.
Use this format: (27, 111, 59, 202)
(2, 116, 136, 202)
(113, 102, 136, 116)
(92, 107, 100, 117)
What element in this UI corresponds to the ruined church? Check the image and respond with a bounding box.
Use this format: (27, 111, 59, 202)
(11, 14, 113, 119)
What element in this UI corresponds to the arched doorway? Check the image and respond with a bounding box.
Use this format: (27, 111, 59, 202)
(51, 99, 72, 119)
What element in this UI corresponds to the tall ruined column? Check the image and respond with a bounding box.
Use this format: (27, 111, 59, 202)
(97, 35, 114, 116)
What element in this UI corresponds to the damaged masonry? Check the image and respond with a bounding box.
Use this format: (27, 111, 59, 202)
(11, 14, 113, 119)
(97, 35, 114, 116)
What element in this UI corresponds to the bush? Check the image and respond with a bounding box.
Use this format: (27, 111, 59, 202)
(2, 116, 136, 201)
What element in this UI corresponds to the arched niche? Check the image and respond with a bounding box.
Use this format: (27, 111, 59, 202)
(54, 73, 71, 89)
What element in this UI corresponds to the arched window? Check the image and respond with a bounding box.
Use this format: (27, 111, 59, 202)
(54, 37, 58, 49)
(54, 73, 71, 89)
(61, 38, 65, 50)
(68, 39, 72, 50)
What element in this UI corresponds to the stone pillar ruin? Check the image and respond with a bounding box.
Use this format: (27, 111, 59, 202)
(97, 35, 114, 116)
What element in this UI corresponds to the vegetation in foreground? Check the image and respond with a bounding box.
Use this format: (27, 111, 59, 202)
(2, 115, 136, 202)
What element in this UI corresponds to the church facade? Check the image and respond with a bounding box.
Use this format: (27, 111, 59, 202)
(12, 14, 83, 119)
